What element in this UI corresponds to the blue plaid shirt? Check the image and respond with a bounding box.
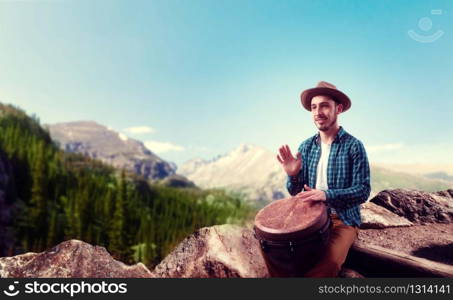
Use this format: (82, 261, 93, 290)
(286, 126, 371, 226)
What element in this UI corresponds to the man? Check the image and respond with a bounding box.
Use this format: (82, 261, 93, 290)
(276, 81, 371, 277)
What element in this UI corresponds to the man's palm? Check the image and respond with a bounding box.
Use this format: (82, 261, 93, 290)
(277, 145, 302, 176)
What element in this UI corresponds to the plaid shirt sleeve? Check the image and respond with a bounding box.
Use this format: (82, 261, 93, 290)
(324, 140, 371, 209)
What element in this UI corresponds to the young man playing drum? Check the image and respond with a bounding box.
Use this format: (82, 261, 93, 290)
(277, 81, 371, 277)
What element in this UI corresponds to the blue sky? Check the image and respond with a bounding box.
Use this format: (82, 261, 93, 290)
(0, 0, 452, 166)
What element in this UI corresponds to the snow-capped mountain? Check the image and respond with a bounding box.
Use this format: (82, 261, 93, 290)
(179, 144, 289, 207)
(46, 121, 176, 181)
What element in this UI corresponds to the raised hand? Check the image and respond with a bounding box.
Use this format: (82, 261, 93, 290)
(276, 144, 302, 176)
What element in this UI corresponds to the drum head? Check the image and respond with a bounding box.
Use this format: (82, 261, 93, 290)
(254, 197, 327, 240)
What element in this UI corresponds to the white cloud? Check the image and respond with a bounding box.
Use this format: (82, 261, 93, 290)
(365, 143, 404, 153)
(118, 132, 128, 141)
(123, 126, 155, 135)
(145, 140, 185, 153)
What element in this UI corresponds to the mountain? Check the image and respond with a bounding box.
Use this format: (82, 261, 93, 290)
(375, 163, 453, 181)
(180, 144, 453, 207)
(46, 121, 175, 181)
(179, 144, 289, 207)
(423, 172, 453, 182)
(0, 104, 252, 265)
(369, 165, 453, 198)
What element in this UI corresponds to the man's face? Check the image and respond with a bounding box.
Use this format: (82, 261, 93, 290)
(310, 95, 343, 131)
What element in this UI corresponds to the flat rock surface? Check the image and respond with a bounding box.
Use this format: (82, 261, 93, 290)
(358, 223, 453, 265)
(360, 202, 413, 229)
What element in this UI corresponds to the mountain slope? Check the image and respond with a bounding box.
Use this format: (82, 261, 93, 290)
(369, 165, 453, 197)
(180, 144, 453, 207)
(46, 121, 175, 181)
(180, 144, 288, 207)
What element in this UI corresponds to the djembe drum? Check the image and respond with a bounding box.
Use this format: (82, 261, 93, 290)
(254, 197, 331, 277)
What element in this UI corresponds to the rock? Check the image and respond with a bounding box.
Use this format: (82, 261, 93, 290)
(360, 202, 413, 229)
(151, 224, 269, 278)
(0, 227, 363, 278)
(0, 240, 153, 278)
(152, 224, 363, 278)
(435, 189, 453, 199)
(370, 189, 453, 224)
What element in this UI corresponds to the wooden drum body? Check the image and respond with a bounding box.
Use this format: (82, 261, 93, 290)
(254, 197, 331, 277)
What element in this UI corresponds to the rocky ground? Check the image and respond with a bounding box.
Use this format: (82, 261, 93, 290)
(0, 188, 452, 277)
(358, 223, 453, 265)
(356, 189, 453, 266)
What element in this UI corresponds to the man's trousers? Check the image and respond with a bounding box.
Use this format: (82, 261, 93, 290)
(303, 214, 359, 277)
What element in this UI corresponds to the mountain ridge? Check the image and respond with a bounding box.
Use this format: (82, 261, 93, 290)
(180, 144, 453, 207)
(46, 121, 176, 181)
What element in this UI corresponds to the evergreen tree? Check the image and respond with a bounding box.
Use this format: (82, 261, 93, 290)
(0, 103, 254, 268)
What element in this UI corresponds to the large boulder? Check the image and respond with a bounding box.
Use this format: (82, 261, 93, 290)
(360, 202, 413, 229)
(370, 189, 453, 224)
(151, 224, 269, 278)
(0, 240, 153, 278)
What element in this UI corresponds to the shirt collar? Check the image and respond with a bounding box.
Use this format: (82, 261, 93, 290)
(314, 126, 346, 145)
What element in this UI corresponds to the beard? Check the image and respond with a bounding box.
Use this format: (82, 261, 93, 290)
(315, 113, 337, 131)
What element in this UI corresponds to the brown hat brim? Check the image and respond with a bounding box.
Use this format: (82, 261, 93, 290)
(300, 87, 351, 112)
